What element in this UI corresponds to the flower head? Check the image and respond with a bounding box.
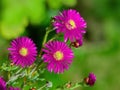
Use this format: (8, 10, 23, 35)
(53, 9, 86, 42)
(9, 87, 21, 90)
(42, 41, 74, 73)
(84, 73, 96, 86)
(0, 77, 6, 90)
(8, 37, 37, 67)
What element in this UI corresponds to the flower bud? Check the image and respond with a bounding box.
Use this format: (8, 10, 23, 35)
(66, 82, 72, 88)
(71, 39, 83, 48)
(84, 73, 96, 86)
(29, 87, 36, 90)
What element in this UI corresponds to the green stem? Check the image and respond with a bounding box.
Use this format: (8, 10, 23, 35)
(49, 34, 58, 41)
(6, 71, 25, 85)
(31, 28, 53, 75)
(6, 68, 26, 85)
(38, 84, 47, 90)
(15, 68, 23, 74)
(57, 82, 83, 90)
(42, 29, 53, 47)
(30, 60, 43, 76)
(8, 71, 11, 80)
(39, 29, 54, 57)
(69, 83, 82, 90)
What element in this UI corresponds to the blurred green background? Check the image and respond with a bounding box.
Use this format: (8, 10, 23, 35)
(0, 0, 120, 90)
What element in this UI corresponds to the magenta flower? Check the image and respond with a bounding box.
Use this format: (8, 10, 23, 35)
(8, 37, 37, 67)
(42, 41, 74, 73)
(9, 87, 21, 90)
(53, 9, 87, 42)
(84, 73, 96, 86)
(0, 77, 6, 90)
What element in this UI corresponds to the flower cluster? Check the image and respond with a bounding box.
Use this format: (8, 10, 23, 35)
(42, 9, 86, 73)
(0, 9, 96, 90)
(8, 9, 86, 73)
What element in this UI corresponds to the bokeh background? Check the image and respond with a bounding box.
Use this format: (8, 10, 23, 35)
(0, 0, 120, 90)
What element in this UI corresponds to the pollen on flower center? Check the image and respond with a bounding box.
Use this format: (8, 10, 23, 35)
(66, 19, 76, 30)
(69, 20, 76, 28)
(53, 51, 64, 61)
(19, 47, 28, 56)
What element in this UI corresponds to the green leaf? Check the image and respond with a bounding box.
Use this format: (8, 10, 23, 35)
(1, 63, 18, 71)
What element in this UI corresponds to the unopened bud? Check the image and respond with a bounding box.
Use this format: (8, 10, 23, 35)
(71, 39, 83, 48)
(29, 87, 36, 90)
(66, 82, 72, 88)
(84, 73, 96, 86)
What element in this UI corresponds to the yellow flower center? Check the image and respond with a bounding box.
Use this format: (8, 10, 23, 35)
(19, 47, 28, 56)
(53, 51, 64, 61)
(66, 19, 76, 30)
